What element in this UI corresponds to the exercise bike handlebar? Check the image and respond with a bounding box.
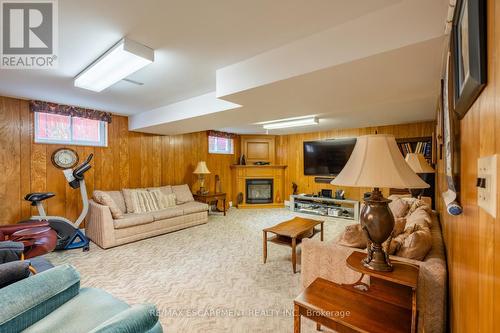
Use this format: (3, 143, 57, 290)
(73, 154, 93, 181)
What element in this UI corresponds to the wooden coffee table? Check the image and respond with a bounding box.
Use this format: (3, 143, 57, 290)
(263, 217, 324, 273)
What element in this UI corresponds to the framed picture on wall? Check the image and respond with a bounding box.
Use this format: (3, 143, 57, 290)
(451, 0, 487, 118)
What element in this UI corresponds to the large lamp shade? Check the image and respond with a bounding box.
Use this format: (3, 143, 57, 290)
(193, 161, 211, 174)
(405, 153, 435, 174)
(330, 134, 429, 272)
(193, 161, 210, 195)
(331, 134, 429, 189)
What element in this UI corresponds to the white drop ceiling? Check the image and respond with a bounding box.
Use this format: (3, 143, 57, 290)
(0, 0, 449, 135)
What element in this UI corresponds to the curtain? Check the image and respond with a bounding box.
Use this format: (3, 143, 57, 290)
(207, 130, 237, 139)
(29, 100, 112, 123)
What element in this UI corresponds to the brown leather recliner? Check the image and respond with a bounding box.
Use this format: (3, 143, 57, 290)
(0, 221, 57, 258)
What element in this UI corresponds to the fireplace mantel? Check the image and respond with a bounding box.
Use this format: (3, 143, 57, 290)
(230, 164, 287, 209)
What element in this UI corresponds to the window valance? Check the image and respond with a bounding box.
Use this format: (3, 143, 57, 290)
(207, 130, 237, 139)
(29, 100, 112, 123)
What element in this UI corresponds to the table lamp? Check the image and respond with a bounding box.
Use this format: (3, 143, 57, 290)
(331, 134, 429, 271)
(193, 161, 210, 195)
(405, 153, 435, 198)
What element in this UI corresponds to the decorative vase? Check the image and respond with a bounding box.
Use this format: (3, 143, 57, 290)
(360, 188, 394, 272)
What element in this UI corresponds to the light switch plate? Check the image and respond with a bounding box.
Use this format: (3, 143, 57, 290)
(477, 154, 497, 218)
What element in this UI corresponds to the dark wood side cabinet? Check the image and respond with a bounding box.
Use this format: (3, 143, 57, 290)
(294, 252, 419, 333)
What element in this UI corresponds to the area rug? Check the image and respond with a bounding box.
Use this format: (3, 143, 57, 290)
(46, 208, 351, 333)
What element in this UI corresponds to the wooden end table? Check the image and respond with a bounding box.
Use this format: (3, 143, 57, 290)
(193, 192, 226, 216)
(263, 217, 324, 274)
(294, 251, 419, 333)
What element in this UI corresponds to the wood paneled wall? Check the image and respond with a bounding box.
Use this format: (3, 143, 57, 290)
(275, 122, 435, 200)
(0, 97, 240, 226)
(435, 0, 500, 331)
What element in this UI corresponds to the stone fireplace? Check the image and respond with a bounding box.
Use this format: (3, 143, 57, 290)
(246, 179, 273, 204)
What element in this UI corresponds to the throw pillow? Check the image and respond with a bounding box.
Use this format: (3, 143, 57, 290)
(406, 206, 433, 229)
(158, 186, 173, 196)
(392, 217, 407, 236)
(396, 224, 433, 260)
(337, 224, 367, 249)
(132, 190, 160, 213)
(383, 225, 414, 255)
(406, 198, 431, 215)
(122, 189, 137, 214)
(105, 191, 127, 214)
(149, 189, 176, 209)
(172, 184, 194, 204)
(93, 191, 124, 219)
(165, 193, 176, 207)
(388, 197, 410, 218)
(147, 186, 173, 196)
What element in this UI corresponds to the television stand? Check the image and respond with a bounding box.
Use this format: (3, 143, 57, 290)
(290, 195, 359, 221)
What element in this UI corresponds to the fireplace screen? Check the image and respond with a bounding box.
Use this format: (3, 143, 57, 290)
(246, 179, 273, 204)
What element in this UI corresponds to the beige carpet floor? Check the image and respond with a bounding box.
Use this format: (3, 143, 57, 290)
(46, 208, 351, 333)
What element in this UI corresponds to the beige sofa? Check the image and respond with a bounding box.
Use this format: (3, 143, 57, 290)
(86, 185, 208, 249)
(301, 205, 447, 333)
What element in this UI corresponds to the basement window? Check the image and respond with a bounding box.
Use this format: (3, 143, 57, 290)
(34, 112, 108, 147)
(209, 135, 234, 154)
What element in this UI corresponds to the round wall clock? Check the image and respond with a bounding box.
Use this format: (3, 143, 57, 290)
(51, 148, 79, 169)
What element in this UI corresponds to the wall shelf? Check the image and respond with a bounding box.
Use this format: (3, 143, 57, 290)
(396, 136, 433, 164)
(394, 136, 435, 208)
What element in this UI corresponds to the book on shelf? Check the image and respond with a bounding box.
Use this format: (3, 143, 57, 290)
(424, 142, 431, 157)
(397, 138, 432, 160)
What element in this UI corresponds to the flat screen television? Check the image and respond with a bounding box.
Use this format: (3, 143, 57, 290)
(303, 138, 357, 176)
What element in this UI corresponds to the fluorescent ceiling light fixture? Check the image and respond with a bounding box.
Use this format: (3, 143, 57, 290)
(75, 38, 154, 92)
(262, 117, 319, 130)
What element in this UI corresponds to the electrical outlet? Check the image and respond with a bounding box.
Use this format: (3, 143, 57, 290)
(229, 201, 233, 208)
(477, 155, 497, 218)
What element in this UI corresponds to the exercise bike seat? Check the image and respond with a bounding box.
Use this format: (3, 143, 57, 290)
(24, 192, 55, 205)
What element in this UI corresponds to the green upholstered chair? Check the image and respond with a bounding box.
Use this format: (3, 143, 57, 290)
(0, 264, 162, 333)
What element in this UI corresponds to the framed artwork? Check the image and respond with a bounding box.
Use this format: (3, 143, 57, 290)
(442, 52, 462, 216)
(451, 0, 487, 118)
